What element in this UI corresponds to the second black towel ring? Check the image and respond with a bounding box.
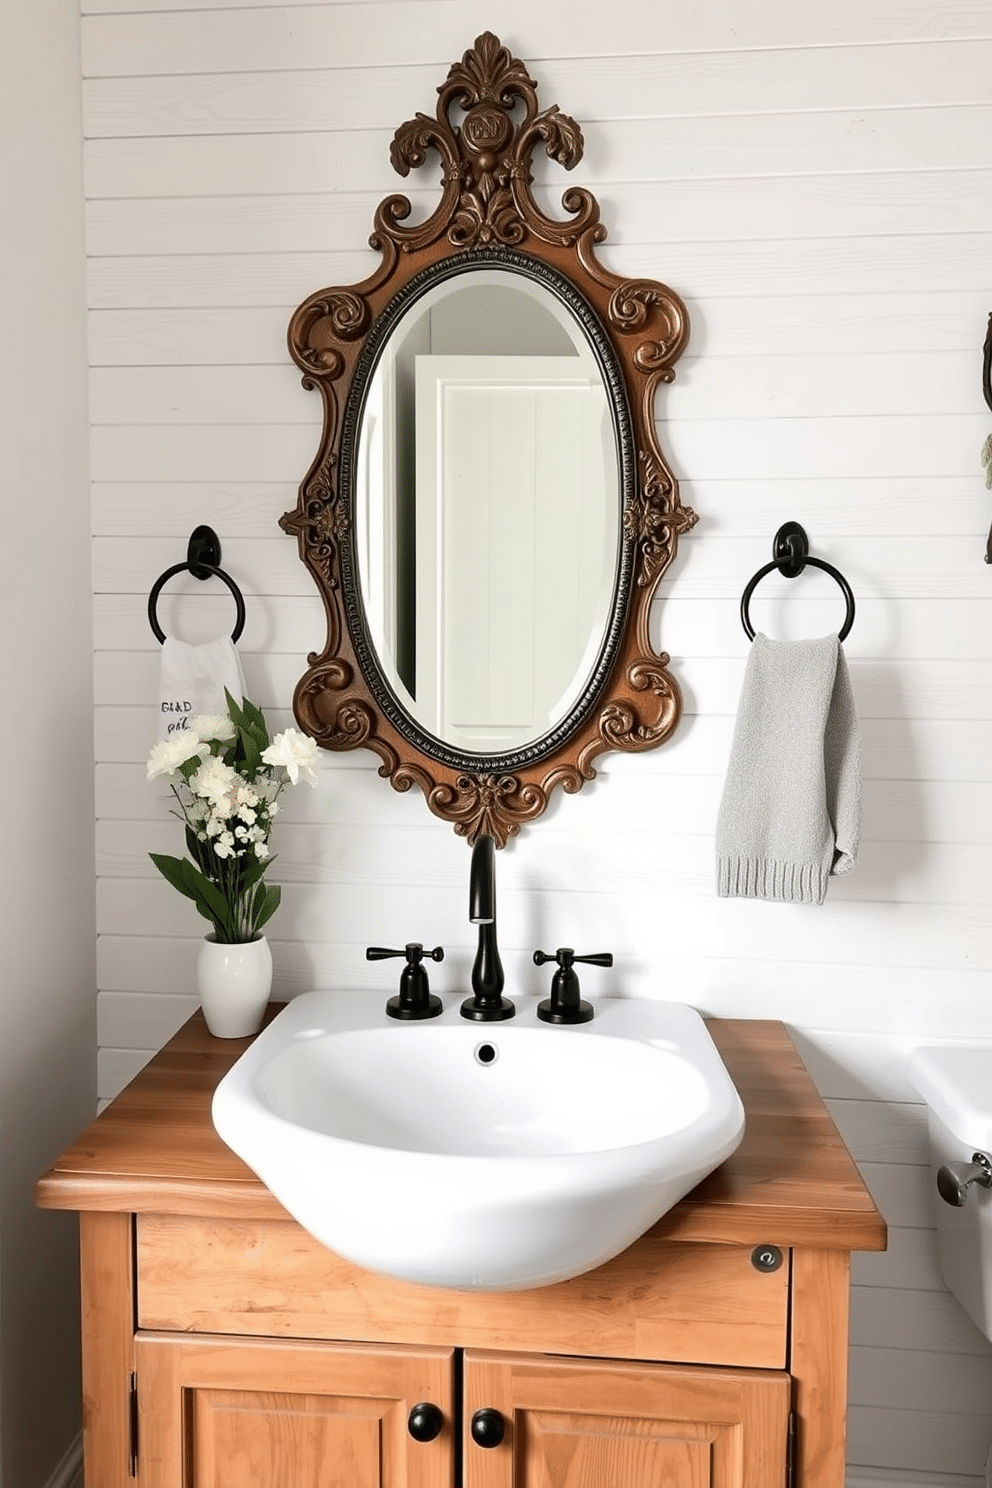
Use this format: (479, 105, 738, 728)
(740, 522, 855, 642)
(147, 526, 246, 644)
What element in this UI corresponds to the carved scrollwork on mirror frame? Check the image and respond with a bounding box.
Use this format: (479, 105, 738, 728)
(281, 31, 696, 847)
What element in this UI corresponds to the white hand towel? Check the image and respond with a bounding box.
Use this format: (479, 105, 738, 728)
(158, 636, 246, 741)
(715, 633, 861, 905)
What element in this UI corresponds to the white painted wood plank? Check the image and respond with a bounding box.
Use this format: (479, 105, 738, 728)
(663, 597, 992, 664)
(93, 703, 992, 794)
(662, 564, 992, 611)
(665, 413, 986, 481)
(88, 473, 990, 543)
(94, 592, 324, 652)
(669, 534, 983, 591)
(87, 307, 292, 365)
(85, 248, 376, 310)
(684, 656, 992, 720)
(111, 585, 992, 680)
(847, 1404, 992, 1479)
(98, 1048, 154, 1105)
(91, 869, 992, 1013)
(86, 411, 986, 490)
(850, 1284, 992, 1356)
(826, 1100, 931, 1165)
(91, 481, 295, 535)
(97, 989, 199, 1050)
(855, 1163, 933, 1228)
(87, 351, 984, 425)
(88, 364, 318, 425)
(83, 173, 992, 257)
(79, 3, 992, 77)
(89, 423, 317, 483)
(102, 526, 992, 601)
(794, 1030, 968, 1103)
(851, 1226, 944, 1292)
(93, 802, 992, 910)
(79, 42, 992, 137)
(689, 291, 992, 357)
(83, 234, 992, 309)
(95, 589, 992, 666)
(92, 535, 307, 593)
(668, 352, 984, 419)
(84, 294, 992, 367)
(96, 751, 992, 850)
(82, 108, 992, 200)
(850, 1343, 992, 1415)
(91, 894, 992, 1025)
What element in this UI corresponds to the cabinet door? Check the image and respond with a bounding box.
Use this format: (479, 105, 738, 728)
(463, 1350, 791, 1488)
(134, 1332, 455, 1488)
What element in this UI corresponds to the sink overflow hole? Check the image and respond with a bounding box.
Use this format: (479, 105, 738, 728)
(474, 1042, 498, 1066)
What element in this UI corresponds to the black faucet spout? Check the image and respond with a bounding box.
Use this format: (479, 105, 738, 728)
(469, 833, 496, 926)
(461, 835, 515, 1021)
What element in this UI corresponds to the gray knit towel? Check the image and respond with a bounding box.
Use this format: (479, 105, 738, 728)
(715, 633, 861, 905)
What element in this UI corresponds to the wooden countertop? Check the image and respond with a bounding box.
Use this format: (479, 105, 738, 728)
(37, 1008, 886, 1252)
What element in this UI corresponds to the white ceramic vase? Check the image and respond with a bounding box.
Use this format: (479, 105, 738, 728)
(197, 934, 272, 1038)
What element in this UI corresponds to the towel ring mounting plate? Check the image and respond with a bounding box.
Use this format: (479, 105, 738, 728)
(147, 525, 246, 644)
(740, 522, 855, 642)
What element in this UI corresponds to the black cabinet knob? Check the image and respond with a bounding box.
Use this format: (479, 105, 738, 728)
(407, 1402, 444, 1442)
(470, 1407, 505, 1448)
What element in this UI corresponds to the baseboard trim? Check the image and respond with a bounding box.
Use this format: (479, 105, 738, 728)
(45, 1433, 83, 1488)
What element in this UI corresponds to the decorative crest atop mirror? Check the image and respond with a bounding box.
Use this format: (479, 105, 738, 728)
(281, 33, 696, 846)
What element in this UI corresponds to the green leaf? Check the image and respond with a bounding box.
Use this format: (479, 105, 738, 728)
(239, 728, 263, 776)
(242, 696, 268, 737)
(149, 852, 199, 901)
(252, 883, 281, 934)
(224, 688, 247, 729)
(182, 865, 232, 938)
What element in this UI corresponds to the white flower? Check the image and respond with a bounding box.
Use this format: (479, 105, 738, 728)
(237, 806, 257, 826)
(146, 734, 202, 781)
(253, 841, 270, 860)
(188, 714, 235, 744)
(261, 729, 320, 787)
(190, 756, 238, 804)
(214, 839, 232, 859)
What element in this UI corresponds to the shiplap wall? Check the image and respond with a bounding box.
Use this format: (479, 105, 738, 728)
(83, 1, 992, 1481)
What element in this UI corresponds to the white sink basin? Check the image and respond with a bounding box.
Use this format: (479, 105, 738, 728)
(212, 991, 745, 1291)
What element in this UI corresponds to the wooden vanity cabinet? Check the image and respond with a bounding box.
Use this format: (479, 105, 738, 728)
(136, 1333, 456, 1487)
(38, 1014, 885, 1488)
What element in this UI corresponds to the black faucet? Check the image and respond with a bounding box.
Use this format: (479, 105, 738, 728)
(460, 834, 515, 1021)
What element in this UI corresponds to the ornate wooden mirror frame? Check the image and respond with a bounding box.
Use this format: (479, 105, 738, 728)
(281, 32, 695, 846)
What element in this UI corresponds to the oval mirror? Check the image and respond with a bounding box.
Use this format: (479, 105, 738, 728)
(282, 32, 695, 845)
(353, 264, 623, 760)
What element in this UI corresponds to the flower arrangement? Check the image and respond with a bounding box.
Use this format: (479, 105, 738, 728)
(146, 692, 319, 944)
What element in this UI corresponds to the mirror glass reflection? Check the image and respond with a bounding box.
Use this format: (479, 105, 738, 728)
(355, 269, 621, 756)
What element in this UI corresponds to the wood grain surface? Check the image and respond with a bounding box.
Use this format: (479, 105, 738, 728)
(37, 1010, 886, 1252)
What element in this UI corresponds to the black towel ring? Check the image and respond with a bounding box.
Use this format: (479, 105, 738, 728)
(147, 526, 246, 644)
(740, 522, 855, 642)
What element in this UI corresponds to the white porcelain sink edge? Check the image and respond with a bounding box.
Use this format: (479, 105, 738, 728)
(212, 991, 745, 1292)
